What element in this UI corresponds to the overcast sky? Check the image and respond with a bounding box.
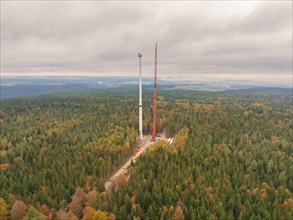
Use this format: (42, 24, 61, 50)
(1, 1, 292, 84)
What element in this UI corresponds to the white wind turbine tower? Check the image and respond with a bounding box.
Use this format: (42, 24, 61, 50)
(138, 53, 143, 140)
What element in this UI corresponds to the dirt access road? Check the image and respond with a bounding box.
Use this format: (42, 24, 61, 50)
(105, 135, 167, 191)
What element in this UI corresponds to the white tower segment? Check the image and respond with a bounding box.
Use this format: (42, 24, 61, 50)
(138, 53, 143, 140)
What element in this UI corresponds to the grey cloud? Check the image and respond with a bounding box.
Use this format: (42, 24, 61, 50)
(1, 1, 292, 83)
(233, 2, 292, 33)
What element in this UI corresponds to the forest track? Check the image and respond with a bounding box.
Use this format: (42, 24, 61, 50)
(105, 134, 167, 191)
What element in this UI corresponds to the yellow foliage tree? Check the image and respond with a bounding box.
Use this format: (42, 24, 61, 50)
(0, 137, 12, 150)
(0, 197, 9, 220)
(92, 210, 108, 220)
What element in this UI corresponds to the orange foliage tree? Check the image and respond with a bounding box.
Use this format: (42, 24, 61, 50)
(10, 200, 27, 220)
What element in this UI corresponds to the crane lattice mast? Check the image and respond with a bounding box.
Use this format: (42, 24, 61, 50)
(138, 53, 143, 140)
(152, 43, 157, 140)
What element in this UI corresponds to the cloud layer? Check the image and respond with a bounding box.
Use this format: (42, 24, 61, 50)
(1, 1, 292, 83)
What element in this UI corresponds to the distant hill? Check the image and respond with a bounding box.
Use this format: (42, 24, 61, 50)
(1, 76, 291, 99)
(223, 87, 292, 96)
(0, 83, 106, 99)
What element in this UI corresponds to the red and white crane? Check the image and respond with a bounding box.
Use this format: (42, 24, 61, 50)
(152, 43, 157, 141)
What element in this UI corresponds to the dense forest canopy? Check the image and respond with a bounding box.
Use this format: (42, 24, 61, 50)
(0, 87, 292, 219)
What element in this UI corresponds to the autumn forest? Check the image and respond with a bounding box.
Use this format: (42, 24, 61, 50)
(0, 87, 292, 219)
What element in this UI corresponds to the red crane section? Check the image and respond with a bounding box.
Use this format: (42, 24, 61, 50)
(152, 43, 157, 140)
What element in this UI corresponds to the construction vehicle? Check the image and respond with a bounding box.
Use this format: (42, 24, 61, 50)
(132, 146, 141, 157)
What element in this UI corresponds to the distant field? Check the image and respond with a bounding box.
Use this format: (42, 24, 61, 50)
(162, 85, 228, 91)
